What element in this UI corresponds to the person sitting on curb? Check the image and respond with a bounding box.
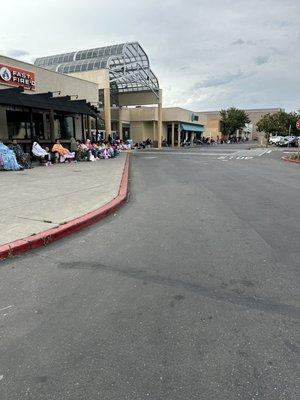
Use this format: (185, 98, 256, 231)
(70, 137, 78, 158)
(75, 140, 89, 161)
(32, 140, 52, 166)
(51, 139, 75, 163)
(0, 141, 21, 171)
(109, 143, 119, 157)
(9, 139, 32, 169)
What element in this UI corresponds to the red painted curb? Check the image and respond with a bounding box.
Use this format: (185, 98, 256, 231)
(0, 155, 130, 261)
(281, 156, 300, 164)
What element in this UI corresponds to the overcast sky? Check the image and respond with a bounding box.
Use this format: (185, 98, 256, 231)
(0, 0, 299, 111)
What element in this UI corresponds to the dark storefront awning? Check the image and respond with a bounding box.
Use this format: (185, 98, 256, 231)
(180, 122, 204, 133)
(0, 87, 98, 117)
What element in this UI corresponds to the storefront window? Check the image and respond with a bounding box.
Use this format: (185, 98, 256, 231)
(54, 115, 75, 139)
(91, 118, 96, 130)
(6, 110, 46, 140)
(32, 113, 44, 140)
(6, 110, 30, 140)
(123, 126, 130, 141)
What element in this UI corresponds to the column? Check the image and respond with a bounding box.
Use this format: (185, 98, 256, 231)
(157, 91, 162, 149)
(191, 132, 195, 146)
(104, 87, 111, 140)
(49, 110, 55, 142)
(118, 107, 123, 141)
(153, 121, 156, 143)
(178, 124, 181, 147)
(29, 109, 34, 141)
(87, 116, 92, 139)
(81, 114, 85, 142)
(171, 122, 175, 147)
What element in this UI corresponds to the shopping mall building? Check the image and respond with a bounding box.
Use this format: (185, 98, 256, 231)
(0, 43, 204, 148)
(0, 42, 280, 147)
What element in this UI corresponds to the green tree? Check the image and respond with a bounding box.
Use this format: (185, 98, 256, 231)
(256, 110, 300, 140)
(287, 111, 300, 136)
(220, 107, 250, 137)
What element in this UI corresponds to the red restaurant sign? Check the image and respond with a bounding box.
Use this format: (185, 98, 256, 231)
(0, 63, 36, 91)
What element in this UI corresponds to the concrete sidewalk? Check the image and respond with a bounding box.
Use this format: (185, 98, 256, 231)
(0, 153, 126, 246)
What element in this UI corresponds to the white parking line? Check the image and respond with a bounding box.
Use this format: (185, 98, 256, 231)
(258, 150, 268, 156)
(141, 152, 230, 156)
(0, 305, 14, 312)
(218, 149, 272, 161)
(140, 149, 273, 160)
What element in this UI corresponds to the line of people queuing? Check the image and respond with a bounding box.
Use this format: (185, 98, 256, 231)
(133, 138, 152, 149)
(0, 136, 131, 172)
(0, 140, 32, 171)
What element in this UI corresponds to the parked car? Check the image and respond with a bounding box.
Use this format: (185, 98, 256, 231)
(278, 136, 297, 147)
(269, 136, 283, 145)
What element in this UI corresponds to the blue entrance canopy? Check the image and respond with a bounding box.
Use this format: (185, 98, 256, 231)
(180, 123, 204, 132)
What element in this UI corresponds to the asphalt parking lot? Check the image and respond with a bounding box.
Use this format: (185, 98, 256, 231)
(0, 145, 299, 399)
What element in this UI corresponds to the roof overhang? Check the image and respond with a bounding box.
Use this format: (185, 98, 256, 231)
(0, 87, 98, 117)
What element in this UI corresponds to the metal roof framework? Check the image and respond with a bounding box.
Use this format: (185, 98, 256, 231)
(35, 42, 160, 98)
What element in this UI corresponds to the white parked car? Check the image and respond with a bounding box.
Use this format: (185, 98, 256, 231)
(278, 136, 297, 147)
(269, 136, 283, 145)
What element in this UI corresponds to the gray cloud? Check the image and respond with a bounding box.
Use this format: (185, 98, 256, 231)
(230, 38, 258, 46)
(6, 49, 30, 58)
(193, 70, 255, 89)
(254, 55, 270, 65)
(266, 19, 290, 29)
(231, 38, 246, 46)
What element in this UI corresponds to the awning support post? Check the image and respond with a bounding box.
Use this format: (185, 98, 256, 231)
(81, 114, 85, 142)
(157, 90, 162, 149)
(49, 110, 55, 143)
(104, 87, 111, 139)
(171, 122, 175, 147)
(119, 107, 123, 141)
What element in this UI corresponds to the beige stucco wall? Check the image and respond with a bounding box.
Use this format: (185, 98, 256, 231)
(143, 121, 155, 140)
(131, 121, 174, 142)
(0, 55, 99, 103)
(129, 107, 158, 121)
(245, 109, 282, 140)
(163, 107, 201, 124)
(119, 107, 131, 123)
(68, 69, 110, 90)
(119, 91, 160, 107)
(130, 122, 144, 143)
(106, 107, 131, 123)
(197, 112, 220, 139)
(198, 109, 282, 140)
(110, 105, 204, 142)
(114, 106, 203, 125)
(130, 121, 156, 142)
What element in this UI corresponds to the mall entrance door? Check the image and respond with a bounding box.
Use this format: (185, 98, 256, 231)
(122, 124, 130, 141)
